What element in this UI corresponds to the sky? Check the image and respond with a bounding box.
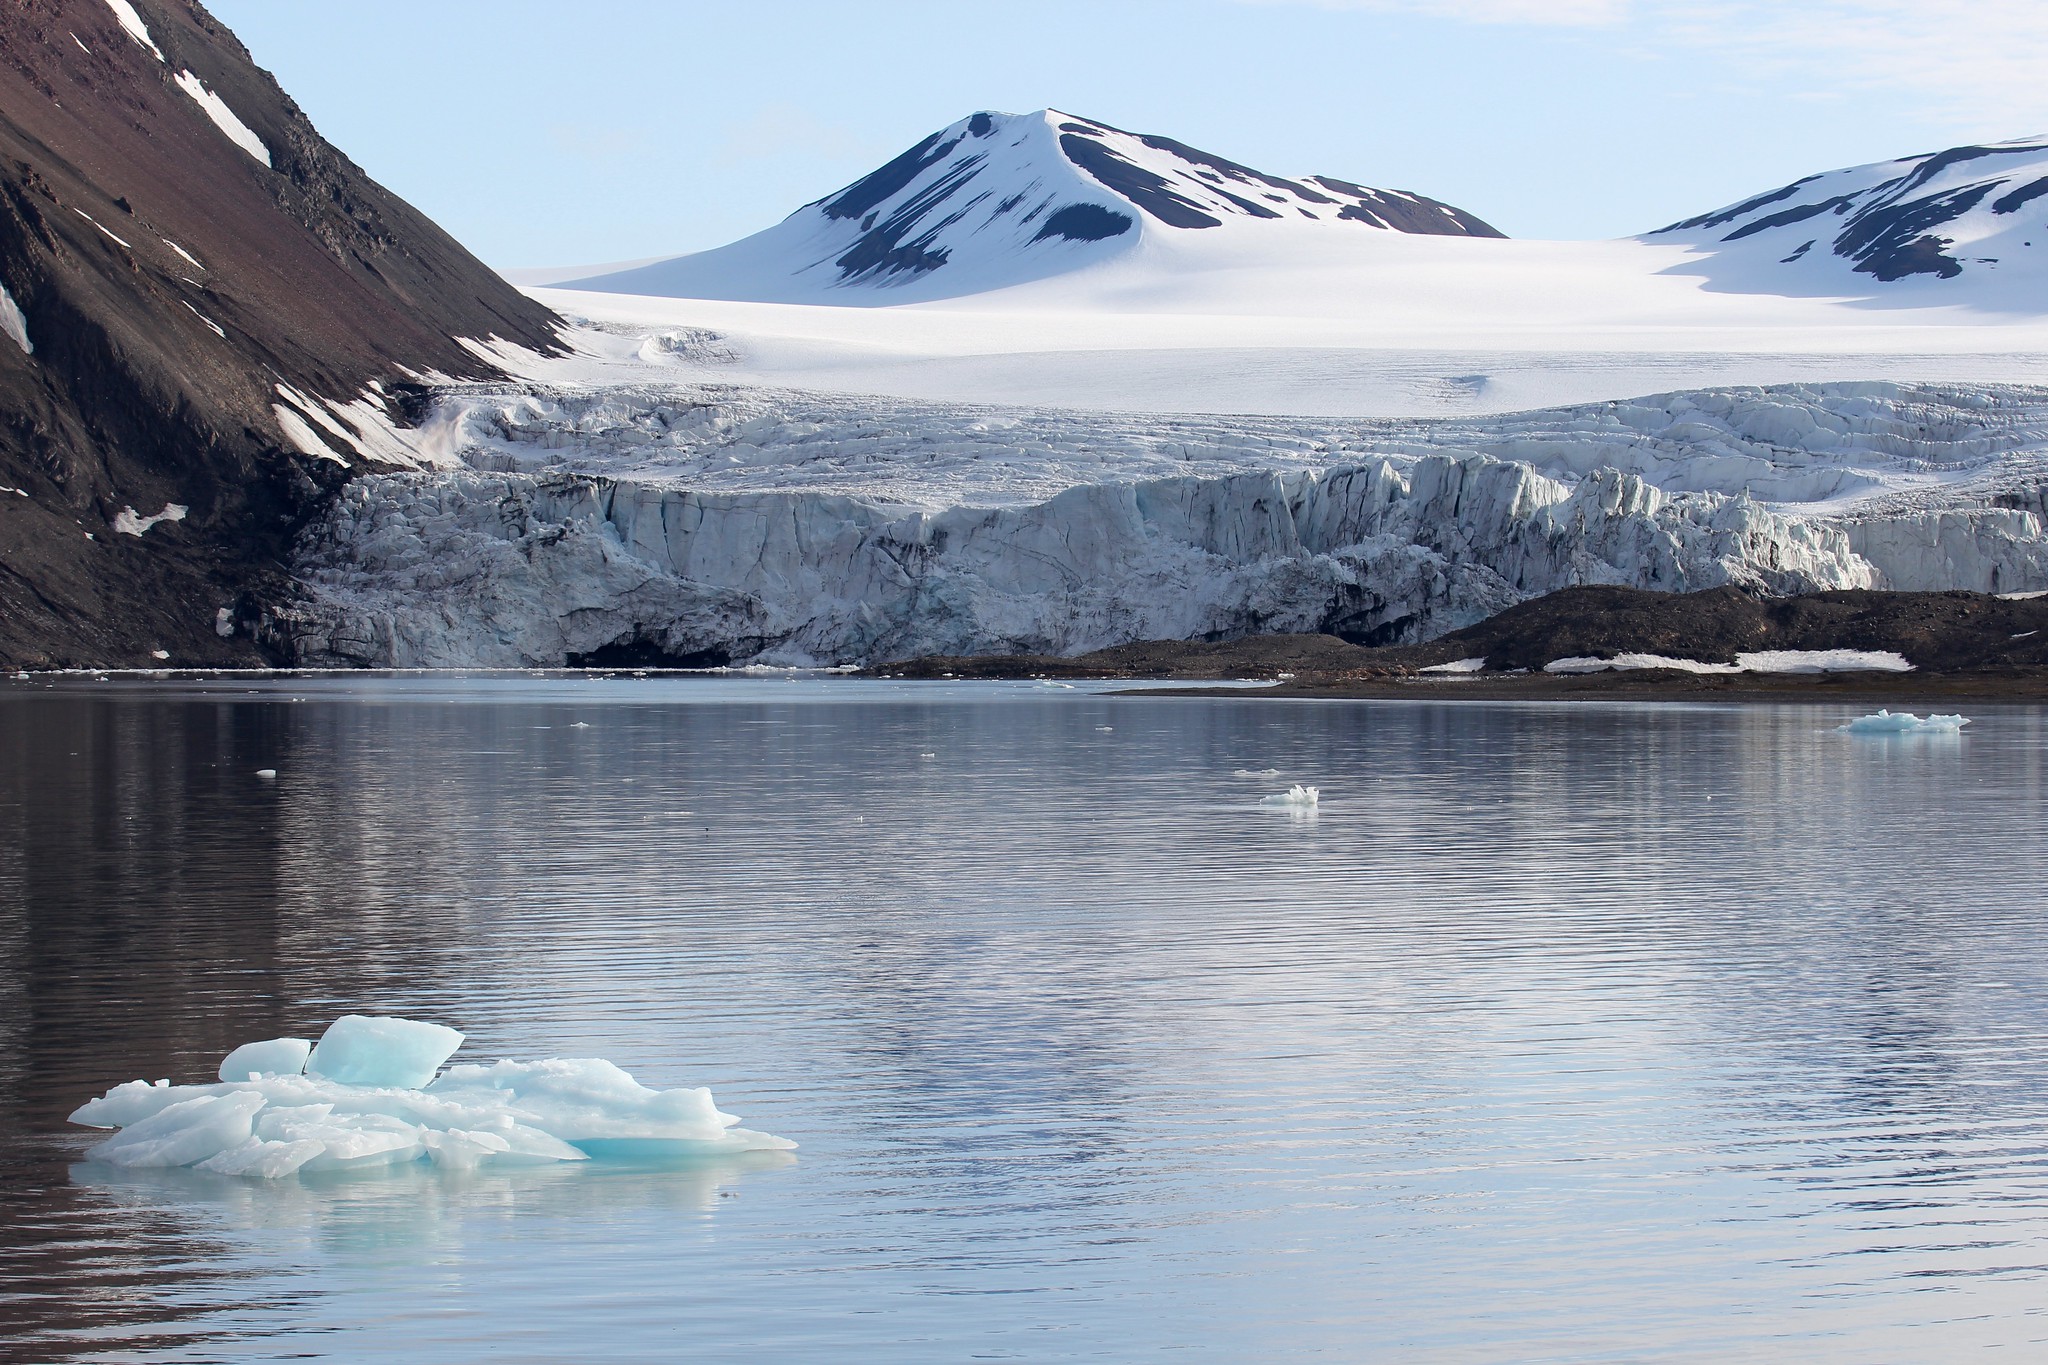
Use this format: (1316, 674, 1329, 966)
(207, 0, 2048, 271)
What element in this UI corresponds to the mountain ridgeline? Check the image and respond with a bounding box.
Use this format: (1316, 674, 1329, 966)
(0, 0, 561, 666)
(1647, 135, 2048, 294)
(567, 109, 1506, 303)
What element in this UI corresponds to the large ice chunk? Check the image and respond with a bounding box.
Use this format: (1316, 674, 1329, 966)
(218, 1037, 311, 1082)
(69, 1017, 794, 1178)
(87, 1090, 266, 1169)
(306, 1015, 463, 1089)
(1261, 784, 1320, 807)
(1843, 710, 1970, 733)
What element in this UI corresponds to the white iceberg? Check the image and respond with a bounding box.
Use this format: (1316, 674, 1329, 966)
(1842, 710, 1971, 734)
(1261, 784, 1320, 807)
(1419, 657, 1488, 674)
(70, 1015, 793, 1178)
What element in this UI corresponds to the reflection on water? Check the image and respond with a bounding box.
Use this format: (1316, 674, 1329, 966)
(2, 675, 2047, 1361)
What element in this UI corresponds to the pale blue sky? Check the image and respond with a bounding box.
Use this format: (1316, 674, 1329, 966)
(207, 0, 2048, 269)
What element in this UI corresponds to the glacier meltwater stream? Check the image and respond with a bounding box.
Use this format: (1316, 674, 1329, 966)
(2, 674, 2047, 1361)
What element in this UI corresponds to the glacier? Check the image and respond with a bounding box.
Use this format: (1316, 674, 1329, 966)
(71, 1015, 794, 1177)
(271, 375, 2048, 669)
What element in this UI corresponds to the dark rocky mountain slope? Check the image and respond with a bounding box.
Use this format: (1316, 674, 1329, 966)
(0, 0, 560, 666)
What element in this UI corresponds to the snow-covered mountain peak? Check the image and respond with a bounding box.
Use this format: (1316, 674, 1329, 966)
(562, 108, 1502, 304)
(1646, 135, 2048, 296)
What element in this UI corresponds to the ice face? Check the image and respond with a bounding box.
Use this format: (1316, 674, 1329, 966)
(68, 1018, 795, 1178)
(217, 1037, 311, 1083)
(305, 1015, 464, 1089)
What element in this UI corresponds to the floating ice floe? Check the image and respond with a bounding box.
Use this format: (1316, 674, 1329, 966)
(1545, 649, 1913, 675)
(1842, 710, 1971, 734)
(1235, 768, 1282, 778)
(70, 1014, 793, 1178)
(1261, 784, 1320, 807)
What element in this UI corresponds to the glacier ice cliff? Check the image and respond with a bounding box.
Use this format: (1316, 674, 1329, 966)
(273, 380, 2048, 667)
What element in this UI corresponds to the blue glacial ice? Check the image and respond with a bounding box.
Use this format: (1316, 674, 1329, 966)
(218, 1036, 311, 1083)
(1842, 710, 1971, 734)
(307, 1015, 462, 1088)
(70, 1016, 793, 1177)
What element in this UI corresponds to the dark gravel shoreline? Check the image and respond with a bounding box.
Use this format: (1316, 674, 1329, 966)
(869, 586, 2048, 704)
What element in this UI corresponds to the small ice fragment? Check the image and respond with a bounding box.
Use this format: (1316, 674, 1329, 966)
(88, 1090, 265, 1168)
(197, 1135, 325, 1177)
(217, 1037, 310, 1083)
(1234, 768, 1282, 779)
(422, 1126, 511, 1170)
(71, 1078, 189, 1129)
(1842, 710, 1970, 734)
(306, 1015, 463, 1090)
(215, 606, 234, 637)
(1261, 785, 1320, 807)
(569, 721, 591, 729)
(919, 751, 936, 758)
(1095, 725, 1114, 732)
(149, 649, 169, 660)
(254, 768, 277, 779)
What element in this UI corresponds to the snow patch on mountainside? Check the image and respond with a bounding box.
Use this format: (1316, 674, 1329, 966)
(173, 70, 270, 168)
(101, 0, 162, 61)
(0, 284, 30, 355)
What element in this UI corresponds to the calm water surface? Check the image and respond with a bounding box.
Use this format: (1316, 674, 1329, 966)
(2, 674, 2046, 1362)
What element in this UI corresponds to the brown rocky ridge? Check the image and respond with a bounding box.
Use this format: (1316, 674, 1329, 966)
(0, 0, 561, 668)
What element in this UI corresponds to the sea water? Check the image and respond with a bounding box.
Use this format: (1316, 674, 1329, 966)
(2, 673, 2046, 1361)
